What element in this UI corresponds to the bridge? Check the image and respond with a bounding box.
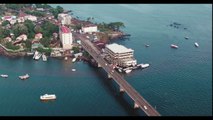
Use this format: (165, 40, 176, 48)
(74, 33, 161, 116)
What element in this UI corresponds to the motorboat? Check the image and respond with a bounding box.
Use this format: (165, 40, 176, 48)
(19, 74, 29, 80)
(40, 94, 56, 101)
(33, 51, 42, 60)
(145, 44, 150, 47)
(171, 44, 178, 49)
(42, 54, 47, 61)
(194, 42, 199, 47)
(72, 57, 77, 62)
(72, 69, 76, 72)
(184, 36, 189, 39)
(125, 69, 132, 74)
(140, 64, 150, 69)
(1, 74, 8, 78)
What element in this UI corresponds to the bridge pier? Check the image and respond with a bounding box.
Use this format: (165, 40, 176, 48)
(134, 102, 139, 109)
(119, 86, 125, 93)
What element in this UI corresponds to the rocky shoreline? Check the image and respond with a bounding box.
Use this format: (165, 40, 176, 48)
(0, 47, 26, 57)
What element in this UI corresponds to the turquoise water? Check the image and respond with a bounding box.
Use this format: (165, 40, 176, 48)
(0, 4, 212, 116)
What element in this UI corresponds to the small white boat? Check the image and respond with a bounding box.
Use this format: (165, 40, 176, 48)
(42, 54, 47, 61)
(64, 57, 68, 60)
(27, 52, 34, 56)
(33, 51, 42, 60)
(171, 44, 178, 49)
(1, 74, 8, 78)
(125, 69, 132, 74)
(145, 44, 150, 47)
(118, 68, 123, 73)
(72, 57, 77, 62)
(72, 69, 76, 72)
(40, 94, 56, 101)
(19, 74, 30, 80)
(184, 36, 189, 39)
(141, 64, 150, 69)
(194, 42, 199, 47)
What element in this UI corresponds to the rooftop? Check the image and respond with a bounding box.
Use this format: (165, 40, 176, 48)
(61, 26, 70, 33)
(106, 43, 133, 54)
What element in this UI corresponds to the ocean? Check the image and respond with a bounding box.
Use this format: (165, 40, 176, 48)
(0, 4, 212, 116)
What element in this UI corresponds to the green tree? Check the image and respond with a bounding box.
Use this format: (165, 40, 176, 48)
(34, 25, 43, 33)
(24, 20, 35, 39)
(41, 21, 58, 38)
(72, 46, 80, 53)
(12, 24, 28, 38)
(56, 6, 64, 13)
(24, 40, 32, 51)
(108, 22, 125, 31)
(1, 20, 10, 26)
(40, 37, 50, 47)
(5, 42, 20, 50)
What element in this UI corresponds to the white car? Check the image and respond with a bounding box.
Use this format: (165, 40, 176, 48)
(144, 106, 147, 110)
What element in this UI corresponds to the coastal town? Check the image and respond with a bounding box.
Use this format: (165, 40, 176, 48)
(0, 4, 148, 76)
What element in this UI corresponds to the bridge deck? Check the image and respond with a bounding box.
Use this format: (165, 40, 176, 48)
(75, 33, 161, 116)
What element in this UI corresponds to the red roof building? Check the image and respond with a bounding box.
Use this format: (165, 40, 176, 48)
(60, 26, 70, 33)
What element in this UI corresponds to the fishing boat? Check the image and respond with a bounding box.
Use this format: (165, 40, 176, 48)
(171, 44, 178, 49)
(194, 42, 199, 47)
(1, 74, 8, 78)
(42, 54, 47, 61)
(40, 94, 56, 101)
(19, 74, 30, 80)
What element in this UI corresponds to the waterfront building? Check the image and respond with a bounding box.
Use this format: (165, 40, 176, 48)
(81, 24, 98, 33)
(59, 26, 73, 49)
(105, 43, 137, 67)
(58, 13, 71, 25)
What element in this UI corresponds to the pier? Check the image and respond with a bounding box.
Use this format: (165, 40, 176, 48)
(74, 33, 161, 116)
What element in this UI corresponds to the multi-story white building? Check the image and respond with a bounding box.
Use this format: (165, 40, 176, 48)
(81, 25, 98, 33)
(24, 15, 37, 22)
(59, 26, 73, 49)
(58, 13, 71, 25)
(105, 43, 137, 67)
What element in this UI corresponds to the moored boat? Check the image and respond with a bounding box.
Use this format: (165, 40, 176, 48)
(171, 44, 178, 49)
(33, 51, 42, 60)
(19, 74, 30, 80)
(194, 42, 199, 47)
(72, 57, 77, 62)
(40, 94, 56, 101)
(125, 69, 132, 74)
(140, 64, 150, 69)
(1, 74, 8, 78)
(42, 54, 47, 61)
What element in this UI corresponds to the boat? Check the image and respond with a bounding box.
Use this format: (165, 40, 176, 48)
(27, 52, 34, 56)
(184, 36, 189, 39)
(194, 42, 199, 47)
(118, 68, 123, 73)
(19, 74, 30, 80)
(72, 69, 76, 72)
(40, 94, 56, 101)
(64, 57, 68, 60)
(145, 44, 150, 47)
(1, 74, 8, 78)
(42, 54, 47, 61)
(125, 69, 132, 74)
(140, 64, 150, 69)
(33, 51, 42, 60)
(72, 57, 77, 62)
(170, 44, 178, 49)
